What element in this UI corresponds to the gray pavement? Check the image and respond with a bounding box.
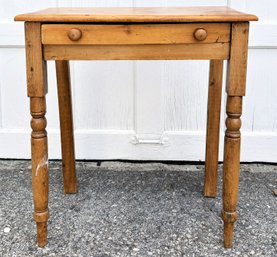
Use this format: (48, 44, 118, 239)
(0, 160, 276, 257)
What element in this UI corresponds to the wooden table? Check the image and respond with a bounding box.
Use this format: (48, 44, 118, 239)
(15, 7, 257, 248)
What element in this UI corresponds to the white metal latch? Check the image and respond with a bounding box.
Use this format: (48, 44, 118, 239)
(130, 134, 169, 145)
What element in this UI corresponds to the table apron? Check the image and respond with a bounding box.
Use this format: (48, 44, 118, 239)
(43, 43, 230, 60)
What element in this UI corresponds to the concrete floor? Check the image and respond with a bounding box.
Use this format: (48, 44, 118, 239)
(0, 160, 276, 257)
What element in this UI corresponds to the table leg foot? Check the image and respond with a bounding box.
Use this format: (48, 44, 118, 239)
(221, 210, 238, 248)
(36, 222, 47, 247)
(223, 222, 234, 248)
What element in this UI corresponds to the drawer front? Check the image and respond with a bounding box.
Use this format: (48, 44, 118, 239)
(41, 23, 230, 45)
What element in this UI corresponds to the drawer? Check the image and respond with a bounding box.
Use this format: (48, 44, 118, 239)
(41, 23, 230, 45)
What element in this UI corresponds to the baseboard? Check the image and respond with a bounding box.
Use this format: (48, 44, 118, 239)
(1, 129, 276, 162)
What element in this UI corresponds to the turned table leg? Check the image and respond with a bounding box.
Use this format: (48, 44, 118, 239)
(31, 97, 49, 247)
(222, 22, 249, 248)
(222, 96, 242, 247)
(25, 22, 49, 247)
(204, 59, 223, 197)
(55, 60, 77, 194)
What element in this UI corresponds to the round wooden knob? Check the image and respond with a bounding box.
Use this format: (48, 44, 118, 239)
(194, 28, 207, 41)
(68, 28, 82, 41)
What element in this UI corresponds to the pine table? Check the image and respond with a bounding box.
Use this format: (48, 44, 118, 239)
(15, 6, 258, 248)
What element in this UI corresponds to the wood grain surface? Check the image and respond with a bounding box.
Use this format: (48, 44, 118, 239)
(15, 7, 258, 22)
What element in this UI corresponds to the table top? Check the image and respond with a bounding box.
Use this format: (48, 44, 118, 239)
(15, 6, 258, 23)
